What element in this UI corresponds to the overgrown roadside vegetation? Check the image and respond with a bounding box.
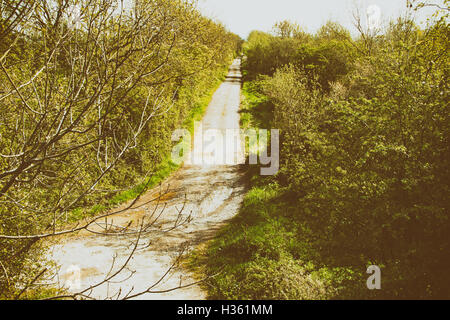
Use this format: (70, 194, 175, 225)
(192, 83, 338, 300)
(198, 2, 449, 300)
(0, 0, 241, 299)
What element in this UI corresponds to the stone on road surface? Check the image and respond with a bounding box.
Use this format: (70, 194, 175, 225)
(48, 59, 245, 300)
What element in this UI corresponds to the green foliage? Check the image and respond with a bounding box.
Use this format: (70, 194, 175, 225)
(202, 183, 337, 300)
(265, 17, 449, 298)
(239, 81, 273, 130)
(0, 0, 241, 299)
(243, 22, 355, 90)
(203, 13, 449, 299)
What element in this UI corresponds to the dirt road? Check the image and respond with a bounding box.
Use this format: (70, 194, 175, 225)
(48, 59, 245, 300)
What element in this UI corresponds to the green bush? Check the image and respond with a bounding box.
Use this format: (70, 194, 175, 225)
(203, 13, 449, 300)
(260, 17, 449, 298)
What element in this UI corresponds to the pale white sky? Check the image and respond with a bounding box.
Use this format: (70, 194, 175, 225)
(197, 0, 442, 38)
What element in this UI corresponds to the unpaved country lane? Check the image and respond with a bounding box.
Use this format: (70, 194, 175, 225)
(48, 59, 245, 300)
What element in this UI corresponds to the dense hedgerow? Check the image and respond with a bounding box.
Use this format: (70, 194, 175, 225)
(202, 6, 449, 299)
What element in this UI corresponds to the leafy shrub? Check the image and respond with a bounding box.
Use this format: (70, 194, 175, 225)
(260, 16, 449, 298)
(204, 13, 449, 300)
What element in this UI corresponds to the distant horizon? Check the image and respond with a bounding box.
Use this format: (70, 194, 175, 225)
(197, 0, 444, 39)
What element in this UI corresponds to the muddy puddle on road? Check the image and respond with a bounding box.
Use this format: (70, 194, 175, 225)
(47, 59, 246, 300)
